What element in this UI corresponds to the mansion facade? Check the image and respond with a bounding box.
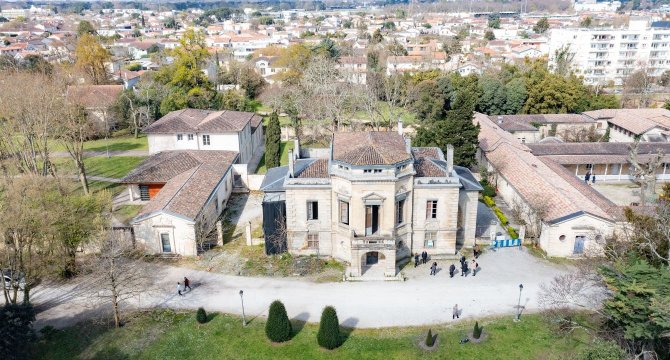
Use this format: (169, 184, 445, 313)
(261, 131, 481, 278)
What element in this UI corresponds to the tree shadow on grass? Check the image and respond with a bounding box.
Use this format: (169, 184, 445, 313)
(206, 312, 219, 323)
(291, 312, 310, 338)
(91, 346, 130, 360)
(340, 317, 359, 345)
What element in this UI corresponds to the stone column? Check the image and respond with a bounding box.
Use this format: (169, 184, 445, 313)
(245, 221, 252, 246)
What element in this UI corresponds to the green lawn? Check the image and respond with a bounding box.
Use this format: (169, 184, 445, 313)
(113, 204, 143, 224)
(50, 135, 148, 152)
(255, 141, 295, 174)
(52, 156, 146, 180)
(31, 310, 594, 360)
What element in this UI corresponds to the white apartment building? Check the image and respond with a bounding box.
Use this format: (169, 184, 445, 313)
(548, 17, 670, 86)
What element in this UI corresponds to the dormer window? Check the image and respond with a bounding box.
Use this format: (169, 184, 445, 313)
(364, 169, 372, 173)
(373, 169, 382, 173)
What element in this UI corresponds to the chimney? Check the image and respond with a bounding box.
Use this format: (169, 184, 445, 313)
(405, 137, 411, 155)
(288, 149, 295, 178)
(397, 118, 403, 135)
(497, 116, 503, 125)
(446, 144, 454, 174)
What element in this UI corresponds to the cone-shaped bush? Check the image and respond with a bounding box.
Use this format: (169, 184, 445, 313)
(196, 307, 207, 324)
(473, 321, 482, 339)
(425, 328, 435, 347)
(317, 306, 341, 349)
(265, 300, 292, 343)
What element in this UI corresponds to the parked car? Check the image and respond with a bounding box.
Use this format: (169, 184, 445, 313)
(2, 270, 26, 290)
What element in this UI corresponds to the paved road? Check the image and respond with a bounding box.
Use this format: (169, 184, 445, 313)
(51, 150, 149, 158)
(31, 248, 570, 329)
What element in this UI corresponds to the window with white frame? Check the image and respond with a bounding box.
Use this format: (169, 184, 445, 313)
(424, 231, 436, 248)
(426, 200, 438, 219)
(177, 134, 183, 141)
(396, 199, 405, 224)
(187, 134, 194, 140)
(203, 134, 211, 146)
(339, 200, 349, 225)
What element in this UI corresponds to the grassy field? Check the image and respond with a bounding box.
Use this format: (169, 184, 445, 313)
(255, 141, 295, 174)
(113, 205, 144, 225)
(52, 156, 146, 180)
(50, 135, 148, 152)
(31, 310, 595, 360)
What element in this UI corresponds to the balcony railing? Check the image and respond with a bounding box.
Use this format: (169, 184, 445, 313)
(351, 238, 396, 250)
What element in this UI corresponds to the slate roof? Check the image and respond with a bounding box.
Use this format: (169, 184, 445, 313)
(475, 112, 617, 224)
(67, 85, 124, 108)
(332, 132, 411, 166)
(144, 109, 263, 134)
(123, 150, 238, 221)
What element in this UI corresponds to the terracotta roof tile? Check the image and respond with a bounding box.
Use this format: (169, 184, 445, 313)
(332, 132, 410, 165)
(67, 85, 124, 108)
(144, 109, 263, 134)
(296, 159, 329, 178)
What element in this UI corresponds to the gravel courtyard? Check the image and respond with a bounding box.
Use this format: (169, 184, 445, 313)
(31, 247, 570, 329)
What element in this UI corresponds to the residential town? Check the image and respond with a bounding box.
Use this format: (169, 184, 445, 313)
(0, 0, 669, 359)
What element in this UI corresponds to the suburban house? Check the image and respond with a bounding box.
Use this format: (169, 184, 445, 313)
(260, 130, 481, 278)
(336, 56, 367, 85)
(254, 56, 286, 83)
(67, 85, 124, 130)
(475, 112, 620, 257)
(583, 108, 670, 143)
(144, 109, 264, 165)
(122, 150, 239, 256)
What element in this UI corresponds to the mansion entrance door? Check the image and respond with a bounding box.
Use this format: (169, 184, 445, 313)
(366, 251, 379, 265)
(365, 205, 379, 236)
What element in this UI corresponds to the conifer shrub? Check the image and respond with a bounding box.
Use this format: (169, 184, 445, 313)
(425, 328, 435, 347)
(473, 321, 483, 339)
(265, 300, 292, 343)
(317, 306, 340, 349)
(196, 307, 207, 324)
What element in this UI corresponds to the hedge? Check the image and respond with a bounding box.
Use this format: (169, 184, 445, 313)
(482, 196, 495, 207)
(493, 208, 508, 225)
(507, 226, 518, 239)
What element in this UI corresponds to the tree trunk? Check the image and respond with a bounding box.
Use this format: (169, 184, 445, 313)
(22, 284, 30, 305)
(77, 157, 90, 196)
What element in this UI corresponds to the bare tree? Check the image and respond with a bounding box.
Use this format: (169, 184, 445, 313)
(57, 104, 98, 195)
(511, 199, 547, 245)
(622, 68, 654, 108)
(628, 141, 664, 206)
(87, 230, 153, 328)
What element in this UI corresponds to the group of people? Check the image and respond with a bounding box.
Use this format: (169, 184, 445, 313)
(584, 171, 596, 185)
(176, 277, 191, 296)
(448, 255, 479, 278)
(416, 250, 481, 278)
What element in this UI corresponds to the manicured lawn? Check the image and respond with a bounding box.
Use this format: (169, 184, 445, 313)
(255, 141, 295, 174)
(50, 135, 148, 152)
(31, 310, 594, 360)
(52, 156, 146, 180)
(353, 101, 417, 126)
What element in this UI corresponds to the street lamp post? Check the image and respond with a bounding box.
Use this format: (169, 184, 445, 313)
(515, 284, 524, 322)
(239, 290, 246, 326)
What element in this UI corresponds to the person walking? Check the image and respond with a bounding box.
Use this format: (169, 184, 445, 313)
(584, 172, 591, 184)
(463, 261, 469, 277)
(452, 304, 460, 319)
(460, 254, 466, 265)
(591, 174, 596, 185)
(184, 277, 191, 291)
(474, 245, 481, 259)
(422, 251, 428, 264)
(430, 262, 437, 276)
(176, 282, 183, 296)
(449, 263, 456, 278)
(472, 259, 478, 276)
(460, 261, 466, 276)
(414, 253, 420, 267)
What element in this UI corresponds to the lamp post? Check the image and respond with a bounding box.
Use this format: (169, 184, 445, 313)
(239, 290, 246, 326)
(515, 284, 524, 322)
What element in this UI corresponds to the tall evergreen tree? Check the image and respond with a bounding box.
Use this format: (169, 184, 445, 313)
(266, 300, 292, 343)
(317, 306, 341, 349)
(265, 111, 282, 169)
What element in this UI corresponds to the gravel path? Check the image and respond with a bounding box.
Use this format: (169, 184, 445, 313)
(31, 248, 570, 329)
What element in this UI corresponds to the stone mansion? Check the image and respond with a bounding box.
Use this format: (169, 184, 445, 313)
(261, 130, 482, 278)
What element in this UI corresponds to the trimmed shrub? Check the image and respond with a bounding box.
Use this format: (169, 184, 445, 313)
(482, 196, 495, 207)
(507, 226, 518, 239)
(265, 300, 292, 343)
(425, 328, 435, 347)
(473, 321, 482, 339)
(317, 306, 341, 349)
(494, 208, 508, 225)
(196, 307, 207, 324)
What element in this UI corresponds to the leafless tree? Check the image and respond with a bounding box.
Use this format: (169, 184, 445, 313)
(557, 125, 601, 143)
(268, 217, 288, 254)
(628, 141, 664, 206)
(620, 203, 670, 269)
(511, 199, 547, 245)
(57, 104, 97, 195)
(622, 68, 654, 108)
(87, 230, 153, 328)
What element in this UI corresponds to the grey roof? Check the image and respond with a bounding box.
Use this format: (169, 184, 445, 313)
(260, 165, 289, 192)
(454, 166, 484, 191)
(144, 108, 263, 134)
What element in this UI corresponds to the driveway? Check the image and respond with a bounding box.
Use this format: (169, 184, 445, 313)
(31, 248, 570, 329)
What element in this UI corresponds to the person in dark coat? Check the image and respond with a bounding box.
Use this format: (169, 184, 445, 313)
(422, 251, 428, 264)
(585, 172, 591, 183)
(414, 253, 420, 267)
(471, 259, 478, 276)
(449, 263, 456, 277)
(460, 255, 466, 265)
(184, 277, 191, 291)
(591, 175, 596, 185)
(430, 262, 437, 276)
(462, 261, 469, 277)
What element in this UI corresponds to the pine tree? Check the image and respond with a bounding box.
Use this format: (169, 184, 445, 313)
(425, 328, 435, 347)
(265, 111, 282, 169)
(265, 300, 292, 343)
(196, 307, 207, 324)
(473, 321, 482, 339)
(317, 306, 341, 349)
